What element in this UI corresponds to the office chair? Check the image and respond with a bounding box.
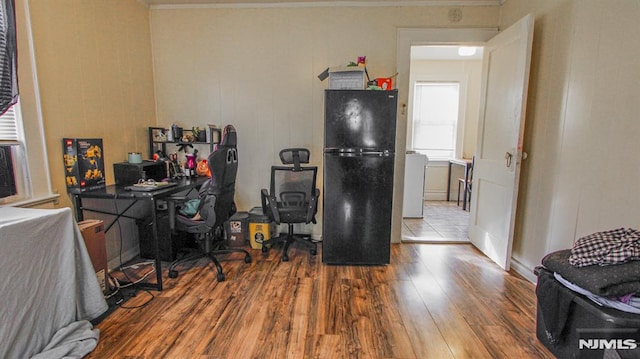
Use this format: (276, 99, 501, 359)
(167, 125, 251, 282)
(260, 148, 319, 261)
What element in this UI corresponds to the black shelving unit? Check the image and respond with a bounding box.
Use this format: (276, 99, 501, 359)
(148, 126, 222, 159)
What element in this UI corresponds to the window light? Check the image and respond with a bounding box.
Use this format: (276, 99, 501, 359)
(458, 46, 477, 57)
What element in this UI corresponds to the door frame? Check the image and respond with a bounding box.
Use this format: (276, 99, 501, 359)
(392, 28, 497, 244)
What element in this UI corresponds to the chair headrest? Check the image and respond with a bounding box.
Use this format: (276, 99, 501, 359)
(279, 148, 310, 171)
(220, 125, 237, 148)
(207, 124, 239, 192)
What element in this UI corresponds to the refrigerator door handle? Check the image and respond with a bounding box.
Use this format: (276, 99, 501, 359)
(324, 148, 358, 155)
(325, 149, 393, 157)
(360, 150, 392, 157)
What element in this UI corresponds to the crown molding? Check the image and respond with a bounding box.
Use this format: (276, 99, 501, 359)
(143, 0, 502, 10)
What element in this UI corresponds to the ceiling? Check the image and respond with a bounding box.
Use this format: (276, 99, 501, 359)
(140, 0, 503, 7)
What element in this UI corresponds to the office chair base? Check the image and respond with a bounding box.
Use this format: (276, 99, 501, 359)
(262, 224, 317, 261)
(167, 241, 252, 282)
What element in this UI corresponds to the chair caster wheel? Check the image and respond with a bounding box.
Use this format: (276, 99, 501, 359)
(282, 255, 289, 262)
(244, 255, 252, 263)
(168, 270, 178, 278)
(310, 248, 317, 255)
(217, 273, 225, 282)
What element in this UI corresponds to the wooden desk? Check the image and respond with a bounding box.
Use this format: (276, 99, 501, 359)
(69, 177, 208, 291)
(446, 158, 473, 210)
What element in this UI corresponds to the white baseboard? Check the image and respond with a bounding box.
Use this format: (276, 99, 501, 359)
(424, 191, 448, 201)
(509, 257, 537, 283)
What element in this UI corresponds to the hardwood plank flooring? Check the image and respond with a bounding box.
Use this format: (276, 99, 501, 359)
(88, 243, 552, 359)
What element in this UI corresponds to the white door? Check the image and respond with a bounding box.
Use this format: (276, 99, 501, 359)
(468, 15, 534, 270)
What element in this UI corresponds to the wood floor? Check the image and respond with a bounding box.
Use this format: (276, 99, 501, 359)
(87, 242, 552, 359)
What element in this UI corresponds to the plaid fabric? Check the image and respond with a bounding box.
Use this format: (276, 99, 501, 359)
(569, 228, 640, 267)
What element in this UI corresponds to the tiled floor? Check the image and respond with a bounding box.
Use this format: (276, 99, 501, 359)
(402, 200, 470, 243)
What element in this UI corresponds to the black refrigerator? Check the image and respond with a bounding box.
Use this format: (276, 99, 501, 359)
(322, 89, 398, 265)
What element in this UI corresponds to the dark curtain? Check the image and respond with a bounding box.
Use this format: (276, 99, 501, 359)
(0, 145, 16, 198)
(0, 0, 17, 115)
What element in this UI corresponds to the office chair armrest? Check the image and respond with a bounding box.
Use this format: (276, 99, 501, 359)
(305, 188, 320, 223)
(261, 188, 280, 224)
(168, 195, 189, 202)
(167, 196, 188, 231)
(166, 194, 196, 231)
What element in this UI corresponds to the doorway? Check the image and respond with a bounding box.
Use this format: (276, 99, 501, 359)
(400, 42, 486, 243)
(396, 16, 534, 271)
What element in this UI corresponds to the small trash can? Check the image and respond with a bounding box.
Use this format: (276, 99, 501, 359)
(224, 211, 249, 247)
(248, 207, 276, 249)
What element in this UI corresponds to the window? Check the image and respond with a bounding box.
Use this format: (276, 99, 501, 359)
(412, 82, 460, 160)
(0, 103, 19, 141)
(0, 145, 16, 198)
(0, 0, 59, 207)
(0, 101, 29, 203)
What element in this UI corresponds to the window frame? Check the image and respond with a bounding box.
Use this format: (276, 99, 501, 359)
(411, 81, 461, 160)
(0, 101, 30, 203)
(1, 0, 58, 207)
(407, 73, 468, 162)
(0, 104, 20, 142)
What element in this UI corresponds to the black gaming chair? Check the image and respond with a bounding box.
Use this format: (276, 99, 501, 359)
(167, 125, 251, 282)
(260, 148, 319, 261)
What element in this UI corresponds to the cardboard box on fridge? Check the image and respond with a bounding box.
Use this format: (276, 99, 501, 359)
(62, 138, 106, 193)
(78, 219, 109, 294)
(328, 66, 366, 90)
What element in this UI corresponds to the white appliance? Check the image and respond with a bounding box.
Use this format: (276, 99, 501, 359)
(403, 153, 427, 218)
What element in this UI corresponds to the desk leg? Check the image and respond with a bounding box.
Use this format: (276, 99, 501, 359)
(462, 164, 470, 211)
(446, 162, 453, 202)
(150, 198, 163, 291)
(72, 194, 84, 222)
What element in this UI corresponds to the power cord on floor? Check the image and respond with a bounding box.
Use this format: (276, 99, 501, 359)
(104, 262, 155, 297)
(108, 196, 155, 309)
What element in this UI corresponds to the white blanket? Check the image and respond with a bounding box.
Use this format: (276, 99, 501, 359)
(0, 207, 108, 359)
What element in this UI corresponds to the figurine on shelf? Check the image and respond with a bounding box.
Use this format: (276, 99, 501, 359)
(181, 133, 195, 142)
(153, 150, 168, 162)
(196, 159, 210, 177)
(185, 153, 197, 178)
(168, 152, 181, 178)
(171, 124, 183, 141)
(153, 130, 167, 142)
(176, 142, 193, 152)
(192, 126, 206, 142)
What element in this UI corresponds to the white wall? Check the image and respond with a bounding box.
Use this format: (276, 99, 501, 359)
(28, 0, 156, 210)
(150, 4, 499, 238)
(499, 0, 640, 274)
(25, 0, 157, 268)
